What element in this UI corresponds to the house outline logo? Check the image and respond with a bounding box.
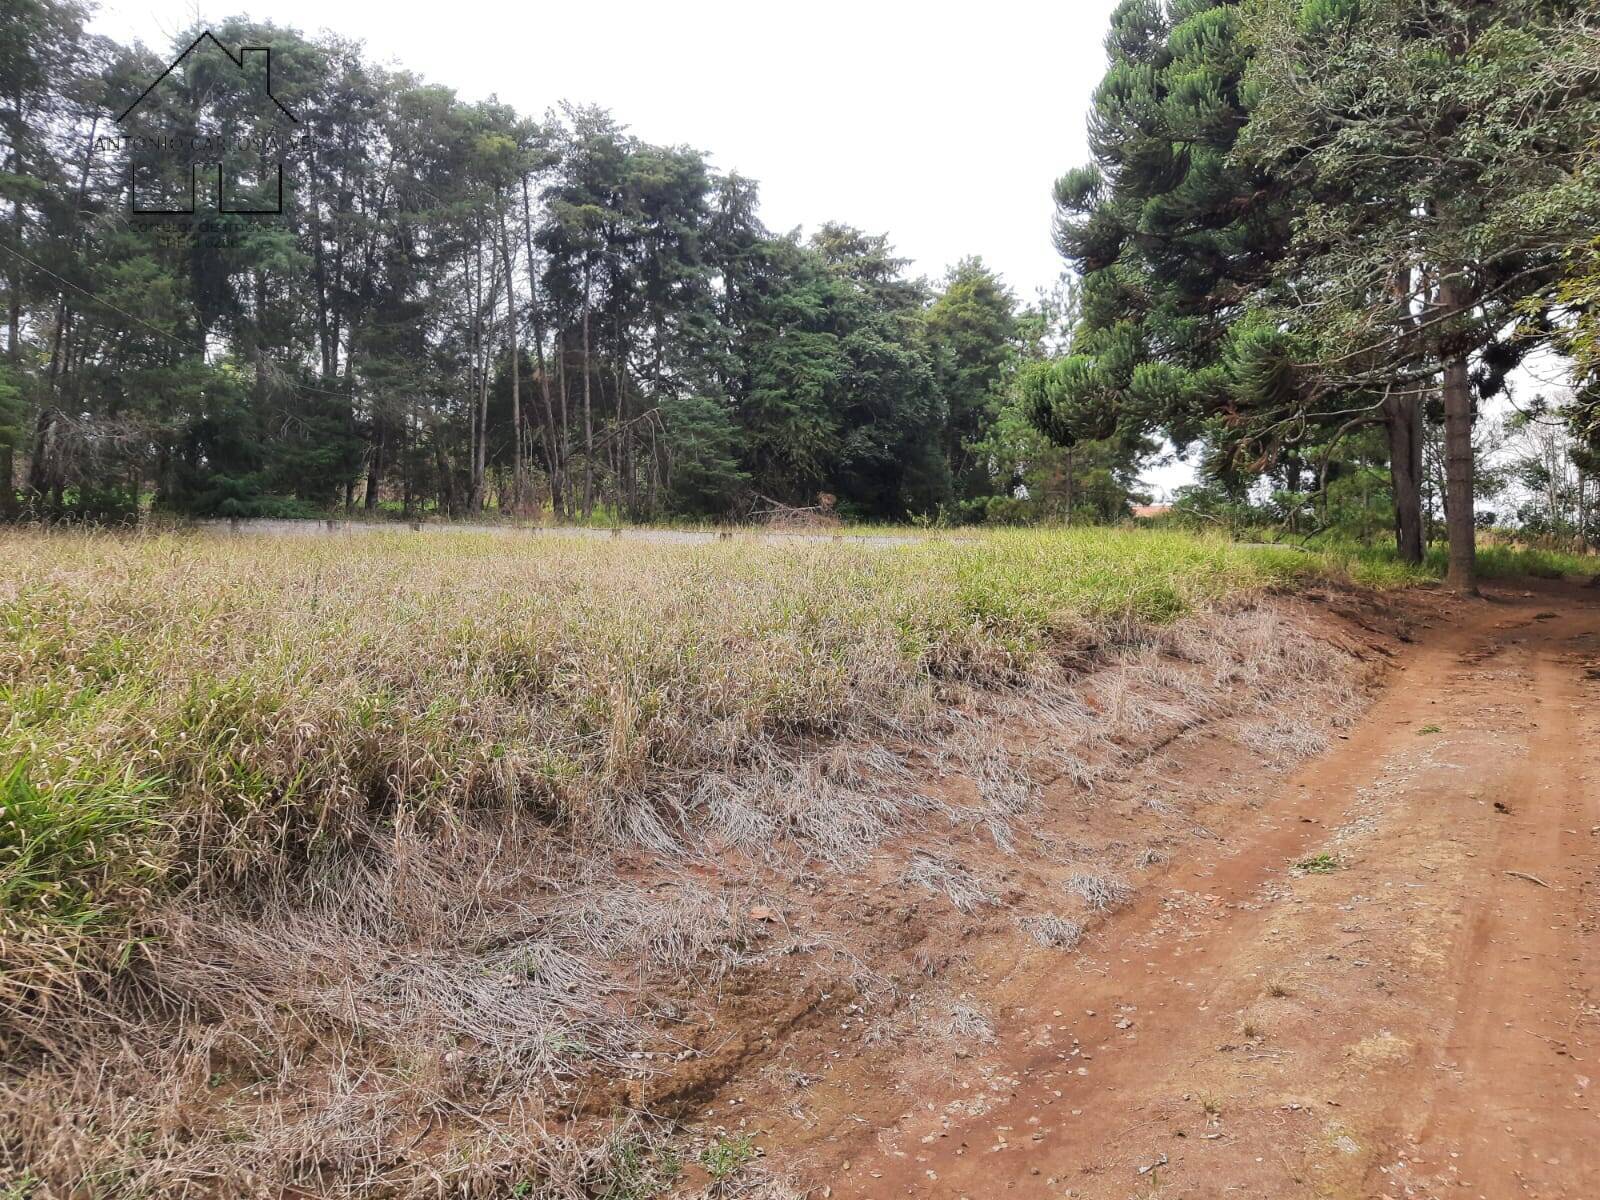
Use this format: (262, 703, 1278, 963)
(115, 30, 301, 217)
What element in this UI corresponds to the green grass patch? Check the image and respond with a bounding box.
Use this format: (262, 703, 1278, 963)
(594, 1130, 682, 1200)
(697, 1133, 758, 1181)
(1272, 536, 1599, 588)
(1294, 852, 1341, 874)
(0, 761, 166, 923)
(0, 758, 170, 1014)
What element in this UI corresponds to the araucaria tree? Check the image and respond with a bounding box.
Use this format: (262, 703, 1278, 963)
(1022, 1, 1394, 548)
(1235, 0, 1600, 591)
(1035, 0, 1600, 574)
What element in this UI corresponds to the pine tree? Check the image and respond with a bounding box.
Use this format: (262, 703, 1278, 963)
(1235, 0, 1600, 589)
(1030, 0, 1437, 560)
(924, 258, 1017, 514)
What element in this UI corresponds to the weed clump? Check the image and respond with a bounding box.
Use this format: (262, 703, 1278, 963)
(1294, 852, 1341, 874)
(1068, 870, 1134, 913)
(1021, 913, 1085, 949)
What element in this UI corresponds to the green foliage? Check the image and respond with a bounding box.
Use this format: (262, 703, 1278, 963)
(1556, 240, 1600, 461)
(1045, 0, 1600, 570)
(697, 1134, 757, 1182)
(1232, 0, 1600, 571)
(1294, 853, 1340, 874)
(1466, 543, 1598, 582)
(0, 362, 25, 450)
(974, 278, 1151, 524)
(3, 13, 1031, 529)
(596, 1130, 681, 1200)
(659, 395, 749, 514)
(0, 757, 168, 1002)
(923, 258, 1018, 507)
(1236, 0, 1600, 363)
(1034, 0, 1315, 495)
(0, 762, 160, 922)
(722, 226, 949, 519)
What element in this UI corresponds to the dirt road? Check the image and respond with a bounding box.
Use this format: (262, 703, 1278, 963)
(807, 582, 1600, 1199)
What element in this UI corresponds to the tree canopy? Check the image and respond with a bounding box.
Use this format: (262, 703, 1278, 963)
(1029, 0, 1600, 581)
(0, 7, 1153, 525)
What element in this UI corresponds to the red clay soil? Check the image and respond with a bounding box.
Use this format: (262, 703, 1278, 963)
(727, 581, 1600, 1199)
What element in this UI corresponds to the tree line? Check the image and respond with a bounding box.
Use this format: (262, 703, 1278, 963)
(1029, 0, 1600, 590)
(0, 3, 1150, 525)
(9, 0, 1594, 565)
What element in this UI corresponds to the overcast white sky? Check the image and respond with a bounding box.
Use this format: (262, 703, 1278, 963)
(89, 0, 1116, 296)
(87, 0, 1211, 494)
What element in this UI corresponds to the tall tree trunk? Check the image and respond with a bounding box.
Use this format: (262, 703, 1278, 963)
(1441, 357, 1475, 592)
(6, 132, 22, 362)
(0, 132, 14, 521)
(616, 314, 630, 519)
(468, 242, 498, 513)
(476, 347, 491, 513)
(556, 329, 570, 519)
(581, 259, 594, 518)
(1579, 466, 1588, 552)
(520, 176, 561, 517)
(478, 250, 489, 511)
(435, 436, 457, 517)
(46, 298, 64, 384)
(27, 407, 57, 505)
(366, 423, 382, 511)
(1, 134, 15, 519)
(466, 250, 481, 511)
(402, 405, 416, 517)
(499, 228, 523, 513)
(1383, 393, 1425, 564)
(1439, 277, 1477, 594)
(560, 331, 572, 518)
(0, 443, 14, 516)
(252, 269, 269, 402)
(312, 195, 334, 380)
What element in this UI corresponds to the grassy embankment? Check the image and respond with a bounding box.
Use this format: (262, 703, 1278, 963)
(3, 526, 1594, 1023)
(0, 527, 1342, 1019)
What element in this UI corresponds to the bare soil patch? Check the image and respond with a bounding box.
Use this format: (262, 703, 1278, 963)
(744, 580, 1600, 1200)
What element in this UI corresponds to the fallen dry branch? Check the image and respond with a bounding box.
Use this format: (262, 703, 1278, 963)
(1504, 869, 1552, 888)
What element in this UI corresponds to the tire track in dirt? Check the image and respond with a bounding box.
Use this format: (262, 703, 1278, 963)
(1379, 602, 1600, 1199)
(797, 583, 1599, 1199)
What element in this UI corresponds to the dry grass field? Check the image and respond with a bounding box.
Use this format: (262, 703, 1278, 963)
(0, 526, 1568, 1197)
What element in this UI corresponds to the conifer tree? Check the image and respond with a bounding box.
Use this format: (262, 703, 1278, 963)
(1029, 0, 1436, 560)
(1234, 0, 1600, 590)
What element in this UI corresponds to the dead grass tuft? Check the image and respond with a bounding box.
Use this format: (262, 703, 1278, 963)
(1020, 913, 1085, 950)
(1067, 870, 1134, 913)
(900, 853, 1000, 914)
(941, 1000, 997, 1047)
